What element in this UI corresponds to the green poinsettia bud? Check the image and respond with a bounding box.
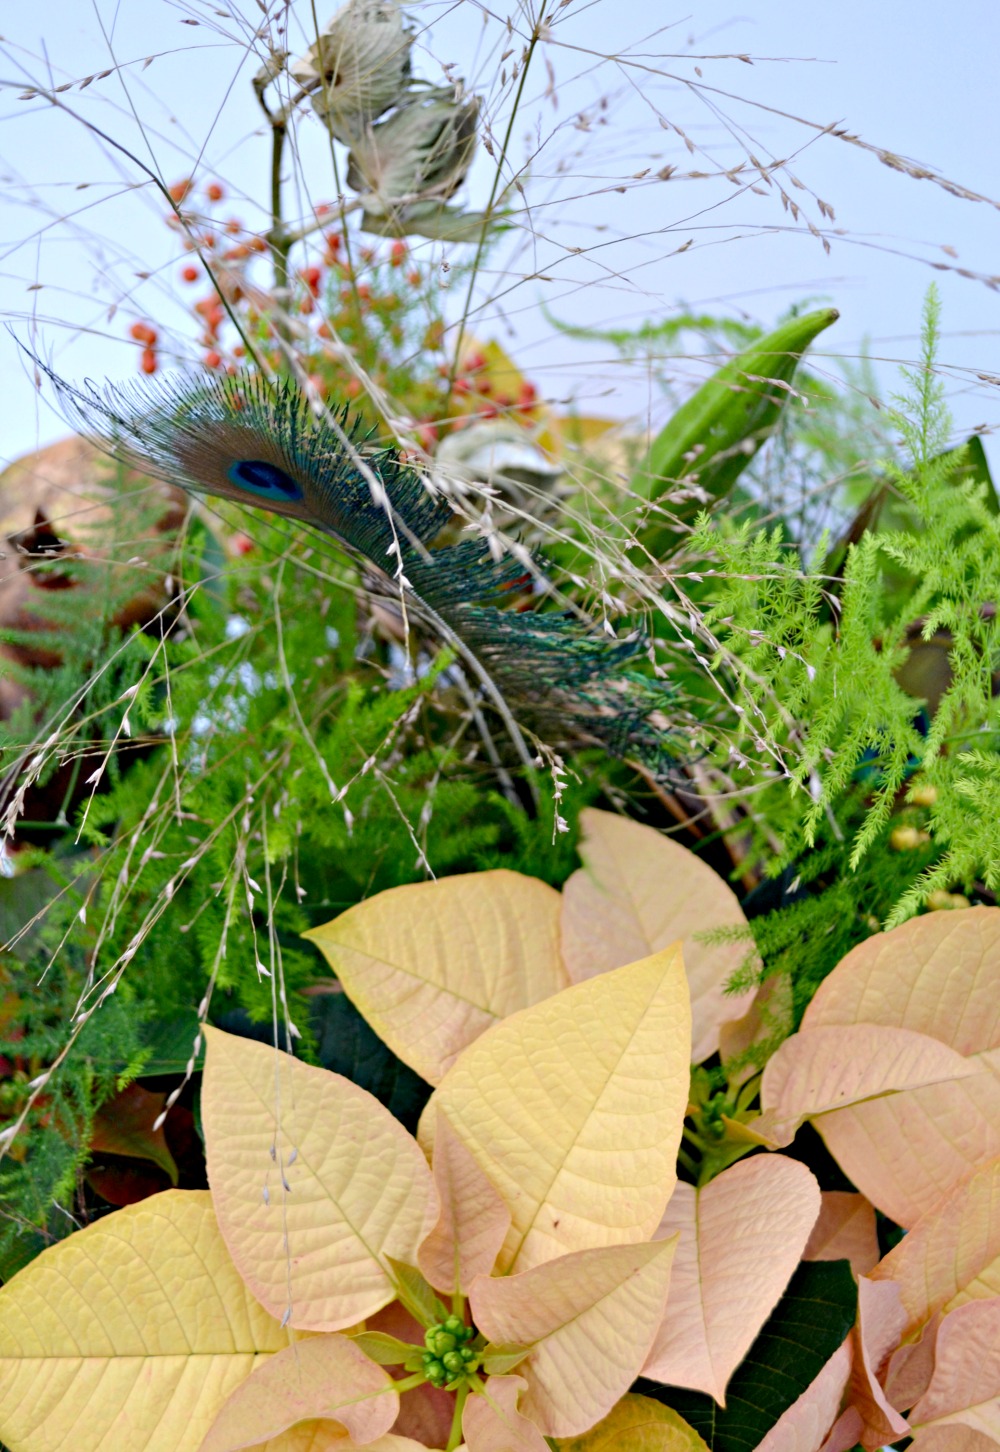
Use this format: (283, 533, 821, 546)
(290, 0, 414, 144)
(347, 86, 479, 214)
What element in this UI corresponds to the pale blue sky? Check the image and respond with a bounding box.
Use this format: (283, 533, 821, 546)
(1, 1, 998, 466)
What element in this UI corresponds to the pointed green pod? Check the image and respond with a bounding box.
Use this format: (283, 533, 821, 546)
(635, 307, 839, 557)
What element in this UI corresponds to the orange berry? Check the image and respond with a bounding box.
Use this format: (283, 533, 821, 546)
(315, 202, 332, 217)
(316, 321, 332, 340)
(168, 178, 193, 204)
(201, 231, 216, 249)
(181, 264, 199, 283)
(247, 236, 267, 253)
(406, 269, 421, 287)
(206, 181, 225, 202)
(300, 265, 322, 296)
(139, 348, 157, 374)
(389, 239, 407, 267)
(204, 349, 222, 369)
(224, 217, 241, 235)
(233, 344, 245, 357)
(344, 377, 362, 398)
(129, 321, 157, 345)
(356, 281, 371, 301)
(299, 293, 315, 315)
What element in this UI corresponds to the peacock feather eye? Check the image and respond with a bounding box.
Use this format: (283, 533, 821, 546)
(227, 459, 304, 501)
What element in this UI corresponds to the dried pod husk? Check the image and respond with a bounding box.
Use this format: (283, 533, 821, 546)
(291, 0, 414, 144)
(347, 86, 479, 213)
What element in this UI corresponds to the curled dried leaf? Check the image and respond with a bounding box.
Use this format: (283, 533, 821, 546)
(348, 87, 479, 212)
(292, 0, 413, 143)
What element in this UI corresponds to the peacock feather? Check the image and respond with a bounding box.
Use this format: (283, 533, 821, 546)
(34, 363, 674, 770)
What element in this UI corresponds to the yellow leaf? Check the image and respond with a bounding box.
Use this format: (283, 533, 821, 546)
(552, 1392, 709, 1451)
(199, 1332, 398, 1451)
(799, 908, 1000, 1226)
(803, 1193, 880, 1279)
(561, 808, 753, 1063)
(758, 1023, 977, 1146)
(643, 1156, 820, 1403)
(871, 1156, 1000, 1336)
(202, 1027, 436, 1331)
(0, 1190, 288, 1452)
(462, 1375, 548, 1451)
(304, 870, 566, 1085)
(417, 1108, 511, 1294)
(419, 948, 691, 1272)
(469, 1238, 678, 1437)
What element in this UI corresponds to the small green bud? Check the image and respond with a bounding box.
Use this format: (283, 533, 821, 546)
(435, 1332, 457, 1354)
(460, 1346, 476, 1363)
(443, 1315, 466, 1336)
(442, 1351, 465, 1374)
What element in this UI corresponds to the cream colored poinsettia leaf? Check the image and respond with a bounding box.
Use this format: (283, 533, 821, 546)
(304, 870, 566, 1085)
(469, 1237, 678, 1437)
(871, 1155, 1000, 1335)
(560, 808, 753, 1063)
(202, 1026, 436, 1332)
(198, 1331, 398, 1451)
(419, 947, 691, 1272)
(0, 1190, 288, 1452)
(642, 1155, 820, 1403)
(417, 1107, 511, 1294)
(461, 1375, 548, 1452)
(757, 1022, 977, 1146)
(803, 1192, 880, 1279)
(909, 1298, 1000, 1441)
(799, 908, 1000, 1226)
(551, 1393, 709, 1451)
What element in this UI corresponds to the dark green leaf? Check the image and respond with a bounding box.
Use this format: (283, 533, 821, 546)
(308, 989, 432, 1133)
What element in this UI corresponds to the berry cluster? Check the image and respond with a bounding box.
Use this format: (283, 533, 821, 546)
(421, 1315, 480, 1389)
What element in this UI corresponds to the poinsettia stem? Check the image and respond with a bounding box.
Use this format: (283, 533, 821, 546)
(392, 1372, 427, 1394)
(445, 1381, 470, 1452)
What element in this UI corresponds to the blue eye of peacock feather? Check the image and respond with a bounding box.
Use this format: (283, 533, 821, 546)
(227, 459, 304, 501)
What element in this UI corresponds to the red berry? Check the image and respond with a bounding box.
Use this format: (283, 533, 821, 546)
(390, 239, 407, 267)
(325, 230, 342, 254)
(407, 269, 422, 287)
(315, 202, 332, 218)
(453, 377, 472, 396)
(465, 351, 486, 373)
(204, 350, 222, 369)
(181, 264, 199, 283)
(139, 348, 157, 375)
(168, 178, 193, 204)
(356, 282, 371, 302)
(300, 265, 323, 296)
(206, 181, 225, 202)
(231, 532, 254, 555)
(519, 381, 538, 405)
(129, 321, 157, 345)
(224, 218, 241, 235)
